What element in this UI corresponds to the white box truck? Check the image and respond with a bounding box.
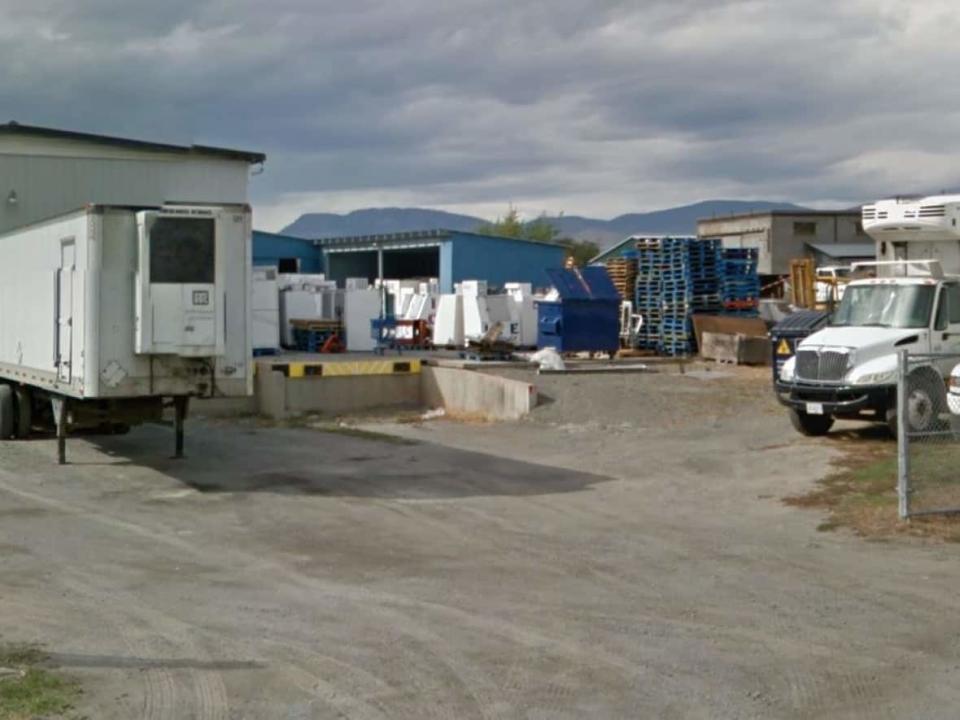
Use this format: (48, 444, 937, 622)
(0, 203, 252, 462)
(777, 194, 960, 437)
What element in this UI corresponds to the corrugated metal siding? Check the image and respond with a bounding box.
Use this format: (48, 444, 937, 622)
(253, 231, 324, 273)
(0, 152, 249, 234)
(448, 233, 565, 291)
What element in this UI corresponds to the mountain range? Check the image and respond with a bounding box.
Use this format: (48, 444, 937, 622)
(279, 200, 807, 250)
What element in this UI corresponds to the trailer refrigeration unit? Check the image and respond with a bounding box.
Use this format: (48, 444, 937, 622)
(0, 204, 253, 462)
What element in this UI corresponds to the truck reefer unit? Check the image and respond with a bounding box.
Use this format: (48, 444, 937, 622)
(0, 203, 253, 461)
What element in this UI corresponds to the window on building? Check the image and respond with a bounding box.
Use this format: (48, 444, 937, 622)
(278, 258, 300, 273)
(793, 221, 817, 236)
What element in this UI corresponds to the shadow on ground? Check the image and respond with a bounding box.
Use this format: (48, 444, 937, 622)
(85, 421, 610, 500)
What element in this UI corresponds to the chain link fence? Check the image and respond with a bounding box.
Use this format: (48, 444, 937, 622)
(898, 351, 960, 518)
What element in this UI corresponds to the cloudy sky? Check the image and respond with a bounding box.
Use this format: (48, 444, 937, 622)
(1, 0, 957, 230)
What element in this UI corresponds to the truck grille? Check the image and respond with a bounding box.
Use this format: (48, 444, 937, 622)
(795, 349, 850, 382)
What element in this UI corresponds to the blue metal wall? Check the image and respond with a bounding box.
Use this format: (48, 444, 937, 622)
(447, 232, 566, 292)
(252, 230, 324, 273)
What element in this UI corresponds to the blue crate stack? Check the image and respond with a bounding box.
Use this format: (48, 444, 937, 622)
(628, 238, 761, 355)
(658, 237, 695, 356)
(634, 238, 663, 350)
(719, 247, 760, 316)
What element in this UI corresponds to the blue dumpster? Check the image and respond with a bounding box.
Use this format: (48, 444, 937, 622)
(537, 267, 621, 353)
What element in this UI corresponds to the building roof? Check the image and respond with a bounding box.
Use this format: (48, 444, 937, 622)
(697, 209, 860, 224)
(313, 228, 565, 249)
(253, 229, 313, 242)
(589, 235, 697, 265)
(807, 242, 875, 258)
(0, 121, 266, 164)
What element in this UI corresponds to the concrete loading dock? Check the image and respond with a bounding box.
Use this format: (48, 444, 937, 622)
(245, 355, 538, 421)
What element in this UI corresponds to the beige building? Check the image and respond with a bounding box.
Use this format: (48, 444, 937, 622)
(0, 122, 264, 235)
(697, 210, 870, 276)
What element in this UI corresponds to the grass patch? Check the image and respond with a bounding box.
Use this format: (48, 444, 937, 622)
(785, 428, 960, 542)
(0, 643, 80, 720)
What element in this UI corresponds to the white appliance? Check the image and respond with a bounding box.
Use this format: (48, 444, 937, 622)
(505, 282, 539, 347)
(343, 289, 381, 352)
(432, 293, 464, 346)
(252, 266, 280, 353)
(278, 274, 338, 347)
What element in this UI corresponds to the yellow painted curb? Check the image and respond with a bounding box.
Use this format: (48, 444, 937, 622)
(267, 358, 421, 378)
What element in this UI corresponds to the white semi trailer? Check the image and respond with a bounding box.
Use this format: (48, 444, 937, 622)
(777, 194, 960, 437)
(0, 203, 252, 462)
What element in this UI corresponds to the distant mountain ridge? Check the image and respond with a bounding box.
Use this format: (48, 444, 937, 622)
(279, 200, 808, 250)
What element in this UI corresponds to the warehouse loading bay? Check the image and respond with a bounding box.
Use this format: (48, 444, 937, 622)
(3, 362, 960, 719)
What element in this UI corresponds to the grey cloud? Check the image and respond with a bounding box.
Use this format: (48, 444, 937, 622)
(0, 0, 957, 227)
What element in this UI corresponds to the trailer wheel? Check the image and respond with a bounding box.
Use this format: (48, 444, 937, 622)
(788, 408, 834, 436)
(13, 386, 31, 439)
(0, 386, 14, 439)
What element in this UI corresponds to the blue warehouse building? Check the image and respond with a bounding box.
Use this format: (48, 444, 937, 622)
(253, 228, 567, 293)
(252, 230, 324, 273)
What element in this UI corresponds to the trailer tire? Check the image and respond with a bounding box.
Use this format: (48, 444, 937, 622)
(13, 386, 31, 439)
(788, 408, 834, 436)
(0, 385, 14, 439)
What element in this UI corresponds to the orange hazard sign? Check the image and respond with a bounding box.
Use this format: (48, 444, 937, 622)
(777, 339, 791, 356)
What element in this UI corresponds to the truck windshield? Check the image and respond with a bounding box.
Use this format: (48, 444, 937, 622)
(831, 284, 935, 329)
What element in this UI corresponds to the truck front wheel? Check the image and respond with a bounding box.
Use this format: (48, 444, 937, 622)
(789, 408, 834, 436)
(887, 370, 948, 437)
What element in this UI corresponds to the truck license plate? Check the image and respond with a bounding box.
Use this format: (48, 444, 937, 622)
(806, 402, 824, 415)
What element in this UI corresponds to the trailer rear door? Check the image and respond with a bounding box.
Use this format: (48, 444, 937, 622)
(55, 239, 75, 383)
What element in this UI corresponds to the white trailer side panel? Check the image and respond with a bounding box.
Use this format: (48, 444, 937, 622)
(0, 209, 91, 396)
(0, 205, 252, 400)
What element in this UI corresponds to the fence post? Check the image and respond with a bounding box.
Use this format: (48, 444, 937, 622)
(897, 348, 910, 519)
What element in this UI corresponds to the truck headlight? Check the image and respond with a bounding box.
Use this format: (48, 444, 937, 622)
(779, 356, 796, 382)
(850, 369, 897, 386)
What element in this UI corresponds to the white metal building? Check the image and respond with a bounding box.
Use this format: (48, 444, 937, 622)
(0, 122, 265, 234)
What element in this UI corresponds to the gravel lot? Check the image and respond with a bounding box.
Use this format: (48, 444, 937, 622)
(2, 366, 960, 718)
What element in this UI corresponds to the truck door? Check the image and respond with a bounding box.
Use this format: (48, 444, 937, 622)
(55, 239, 75, 383)
(930, 282, 960, 376)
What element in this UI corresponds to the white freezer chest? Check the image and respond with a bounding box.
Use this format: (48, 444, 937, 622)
(252, 266, 280, 352)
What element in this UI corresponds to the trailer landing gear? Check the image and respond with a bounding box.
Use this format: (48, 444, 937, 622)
(173, 396, 189, 459)
(51, 396, 68, 465)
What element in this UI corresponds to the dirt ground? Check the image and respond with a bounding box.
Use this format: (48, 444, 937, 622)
(2, 365, 960, 719)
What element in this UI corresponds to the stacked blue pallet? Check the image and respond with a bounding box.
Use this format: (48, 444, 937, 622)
(634, 238, 663, 350)
(720, 248, 760, 316)
(658, 237, 695, 356)
(688, 238, 723, 314)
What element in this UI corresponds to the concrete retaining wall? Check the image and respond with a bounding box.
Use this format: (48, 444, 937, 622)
(256, 370, 422, 420)
(421, 366, 537, 421)
(250, 365, 537, 421)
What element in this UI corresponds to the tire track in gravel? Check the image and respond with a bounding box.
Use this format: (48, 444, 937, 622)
(0, 470, 651, 713)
